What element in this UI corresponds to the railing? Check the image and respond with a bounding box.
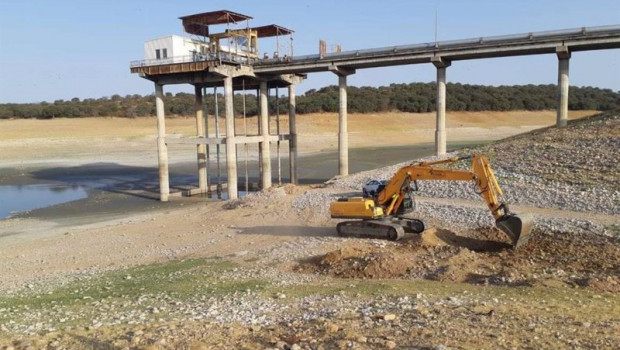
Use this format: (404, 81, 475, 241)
(253, 24, 620, 65)
(130, 52, 256, 68)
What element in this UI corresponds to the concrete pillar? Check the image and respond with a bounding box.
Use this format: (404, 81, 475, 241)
(432, 56, 451, 156)
(338, 75, 349, 176)
(224, 76, 238, 199)
(260, 81, 272, 189)
(194, 85, 207, 192)
(556, 46, 571, 128)
(288, 84, 298, 184)
(155, 83, 169, 201)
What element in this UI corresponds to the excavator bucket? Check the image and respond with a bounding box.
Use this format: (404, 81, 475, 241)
(496, 213, 534, 249)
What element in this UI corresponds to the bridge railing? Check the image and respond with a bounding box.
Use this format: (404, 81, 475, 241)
(130, 52, 255, 68)
(253, 24, 620, 65)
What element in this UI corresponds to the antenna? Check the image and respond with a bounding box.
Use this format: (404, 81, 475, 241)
(434, 9, 438, 47)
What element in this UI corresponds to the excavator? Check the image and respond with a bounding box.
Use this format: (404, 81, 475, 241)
(329, 154, 533, 249)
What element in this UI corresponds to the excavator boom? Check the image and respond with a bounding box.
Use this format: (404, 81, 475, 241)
(330, 154, 533, 249)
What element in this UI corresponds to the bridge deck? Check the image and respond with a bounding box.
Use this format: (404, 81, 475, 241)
(130, 25, 620, 78)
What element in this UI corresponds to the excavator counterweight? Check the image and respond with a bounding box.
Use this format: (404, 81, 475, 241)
(330, 154, 534, 250)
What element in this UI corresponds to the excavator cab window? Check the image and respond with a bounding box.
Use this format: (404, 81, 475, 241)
(363, 180, 388, 198)
(409, 180, 419, 192)
(395, 192, 415, 216)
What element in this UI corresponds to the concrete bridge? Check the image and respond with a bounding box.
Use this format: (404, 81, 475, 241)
(131, 24, 620, 201)
(252, 24, 620, 162)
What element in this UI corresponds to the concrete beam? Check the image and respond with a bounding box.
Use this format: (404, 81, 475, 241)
(224, 76, 238, 199)
(338, 74, 349, 176)
(154, 73, 229, 86)
(165, 134, 290, 145)
(166, 137, 225, 145)
(259, 81, 272, 189)
(288, 84, 298, 184)
(254, 73, 306, 86)
(328, 64, 356, 76)
(556, 45, 571, 59)
(151, 66, 256, 85)
(209, 65, 256, 78)
(194, 85, 207, 192)
(556, 46, 571, 128)
(155, 83, 170, 202)
(433, 58, 450, 156)
(431, 56, 452, 69)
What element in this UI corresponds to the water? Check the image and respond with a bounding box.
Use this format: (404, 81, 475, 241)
(0, 142, 487, 219)
(0, 184, 88, 219)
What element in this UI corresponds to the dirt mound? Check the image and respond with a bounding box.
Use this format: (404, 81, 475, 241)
(419, 227, 511, 251)
(298, 228, 620, 292)
(303, 246, 412, 278)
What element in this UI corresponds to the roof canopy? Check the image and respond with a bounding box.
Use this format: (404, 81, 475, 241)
(179, 10, 252, 36)
(251, 24, 294, 37)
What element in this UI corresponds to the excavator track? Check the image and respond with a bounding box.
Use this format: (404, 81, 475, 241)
(336, 218, 425, 241)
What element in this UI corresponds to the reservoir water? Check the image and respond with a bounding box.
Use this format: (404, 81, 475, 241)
(0, 184, 88, 219)
(0, 142, 486, 220)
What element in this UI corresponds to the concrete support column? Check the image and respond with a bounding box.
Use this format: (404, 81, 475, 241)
(288, 84, 298, 184)
(432, 56, 451, 156)
(435, 67, 447, 156)
(556, 46, 571, 128)
(155, 83, 169, 201)
(224, 76, 238, 199)
(338, 75, 349, 176)
(194, 85, 207, 192)
(259, 81, 272, 189)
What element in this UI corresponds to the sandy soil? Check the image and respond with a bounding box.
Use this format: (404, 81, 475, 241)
(0, 110, 593, 168)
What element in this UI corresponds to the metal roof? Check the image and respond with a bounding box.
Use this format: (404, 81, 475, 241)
(251, 24, 294, 37)
(179, 10, 252, 36)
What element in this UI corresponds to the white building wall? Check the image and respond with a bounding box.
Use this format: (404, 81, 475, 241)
(144, 36, 173, 61)
(144, 35, 208, 63)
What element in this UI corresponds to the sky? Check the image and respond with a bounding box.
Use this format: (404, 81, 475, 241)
(0, 0, 619, 103)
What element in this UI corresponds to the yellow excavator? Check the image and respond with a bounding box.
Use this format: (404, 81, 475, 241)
(330, 154, 533, 249)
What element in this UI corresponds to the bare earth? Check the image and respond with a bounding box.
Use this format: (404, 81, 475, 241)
(1, 110, 618, 350)
(0, 110, 593, 168)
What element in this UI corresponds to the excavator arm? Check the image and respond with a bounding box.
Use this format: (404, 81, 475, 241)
(374, 154, 532, 248)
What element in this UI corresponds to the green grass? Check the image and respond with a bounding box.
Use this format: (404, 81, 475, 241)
(605, 224, 620, 235)
(280, 278, 619, 322)
(3, 258, 615, 312)
(1, 257, 618, 333)
(0, 258, 276, 332)
(0, 258, 266, 320)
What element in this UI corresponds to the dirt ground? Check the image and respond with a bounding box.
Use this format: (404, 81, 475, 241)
(0, 110, 593, 168)
(298, 227, 620, 292)
(1, 110, 618, 349)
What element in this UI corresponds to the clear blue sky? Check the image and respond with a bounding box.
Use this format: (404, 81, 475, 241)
(1, 0, 618, 103)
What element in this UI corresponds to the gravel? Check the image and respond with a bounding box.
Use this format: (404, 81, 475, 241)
(293, 112, 620, 236)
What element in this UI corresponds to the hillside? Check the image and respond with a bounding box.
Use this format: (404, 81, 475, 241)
(1, 84, 618, 119)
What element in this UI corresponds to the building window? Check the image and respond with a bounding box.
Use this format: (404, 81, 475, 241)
(162, 48, 168, 59)
(155, 49, 161, 59)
